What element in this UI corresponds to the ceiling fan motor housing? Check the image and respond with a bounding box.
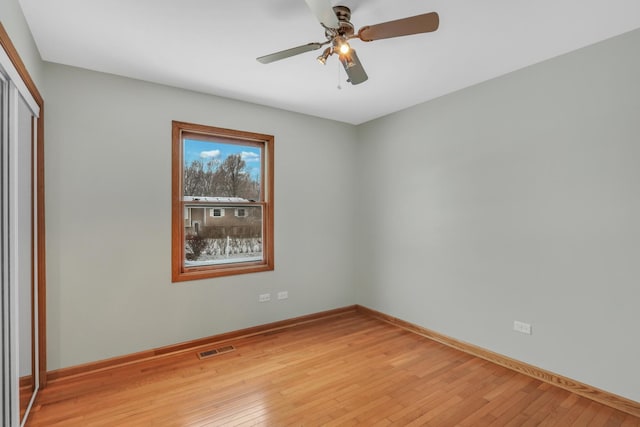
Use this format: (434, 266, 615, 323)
(331, 6, 354, 37)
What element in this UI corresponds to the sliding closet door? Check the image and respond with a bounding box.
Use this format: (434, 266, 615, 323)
(16, 89, 37, 424)
(0, 43, 41, 427)
(1, 72, 8, 427)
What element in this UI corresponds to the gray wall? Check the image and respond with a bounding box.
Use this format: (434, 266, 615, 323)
(43, 63, 358, 369)
(356, 29, 640, 402)
(0, 0, 44, 89)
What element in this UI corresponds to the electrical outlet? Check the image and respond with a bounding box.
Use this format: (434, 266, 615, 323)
(513, 320, 532, 335)
(258, 293, 271, 302)
(277, 291, 288, 300)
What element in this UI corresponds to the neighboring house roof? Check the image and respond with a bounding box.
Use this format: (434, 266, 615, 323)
(184, 196, 250, 203)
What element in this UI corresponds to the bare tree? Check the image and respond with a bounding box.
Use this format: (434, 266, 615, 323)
(184, 155, 259, 199)
(202, 159, 218, 195)
(183, 160, 205, 196)
(214, 154, 257, 198)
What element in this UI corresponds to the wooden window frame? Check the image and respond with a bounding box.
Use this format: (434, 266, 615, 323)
(171, 121, 274, 282)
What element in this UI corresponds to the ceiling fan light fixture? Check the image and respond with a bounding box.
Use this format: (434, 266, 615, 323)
(316, 47, 332, 65)
(333, 36, 351, 55)
(341, 55, 356, 69)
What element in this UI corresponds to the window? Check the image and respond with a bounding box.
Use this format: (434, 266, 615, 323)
(172, 121, 274, 281)
(210, 208, 224, 217)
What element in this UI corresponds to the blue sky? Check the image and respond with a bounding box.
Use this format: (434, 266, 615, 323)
(184, 139, 261, 180)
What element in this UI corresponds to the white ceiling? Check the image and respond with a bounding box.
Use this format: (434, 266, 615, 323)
(19, 0, 640, 125)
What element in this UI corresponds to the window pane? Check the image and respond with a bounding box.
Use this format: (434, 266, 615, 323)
(183, 139, 261, 200)
(184, 205, 263, 266)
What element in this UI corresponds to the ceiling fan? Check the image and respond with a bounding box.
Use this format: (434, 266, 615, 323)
(257, 0, 440, 85)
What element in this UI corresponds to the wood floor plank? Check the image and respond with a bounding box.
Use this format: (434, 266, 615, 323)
(27, 312, 640, 426)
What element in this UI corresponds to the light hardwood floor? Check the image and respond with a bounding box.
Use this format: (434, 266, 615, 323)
(27, 312, 640, 426)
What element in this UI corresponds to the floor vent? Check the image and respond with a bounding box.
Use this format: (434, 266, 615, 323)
(198, 345, 236, 359)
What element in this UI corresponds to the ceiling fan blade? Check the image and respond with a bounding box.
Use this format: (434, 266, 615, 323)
(304, 0, 340, 29)
(257, 42, 325, 64)
(358, 12, 439, 42)
(339, 49, 368, 85)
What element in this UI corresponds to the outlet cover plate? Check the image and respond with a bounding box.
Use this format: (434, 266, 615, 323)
(259, 293, 271, 302)
(513, 320, 532, 335)
(277, 291, 288, 300)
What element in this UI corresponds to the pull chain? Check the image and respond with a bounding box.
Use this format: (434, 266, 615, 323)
(337, 59, 342, 90)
